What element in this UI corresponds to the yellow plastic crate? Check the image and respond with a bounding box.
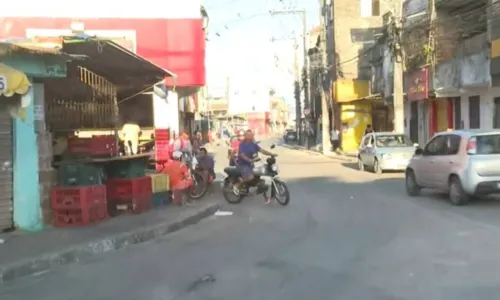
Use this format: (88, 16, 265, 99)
(147, 173, 170, 192)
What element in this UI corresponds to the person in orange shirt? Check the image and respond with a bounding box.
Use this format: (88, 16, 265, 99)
(228, 130, 245, 166)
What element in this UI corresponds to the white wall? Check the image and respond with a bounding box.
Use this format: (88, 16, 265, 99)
(3, 0, 201, 19)
(457, 87, 500, 130)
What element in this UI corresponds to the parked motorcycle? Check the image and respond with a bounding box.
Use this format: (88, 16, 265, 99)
(221, 145, 290, 205)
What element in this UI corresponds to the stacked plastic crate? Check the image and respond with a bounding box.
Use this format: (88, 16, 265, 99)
(154, 128, 170, 170)
(51, 135, 116, 227)
(148, 173, 170, 206)
(105, 156, 153, 216)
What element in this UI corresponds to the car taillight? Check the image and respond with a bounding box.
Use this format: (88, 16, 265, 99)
(466, 137, 477, 155)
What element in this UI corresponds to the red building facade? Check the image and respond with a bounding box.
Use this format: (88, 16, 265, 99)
(0, 17, 205, 87)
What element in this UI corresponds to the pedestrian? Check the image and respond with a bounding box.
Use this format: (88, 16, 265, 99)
(330, 127, 340, 152)
(122, 117, 141, 155)
(364, 124, 374, 136)
(196, 147, 215, 183)
(228, 130, 245, 166)
(192, 131, 203, 155)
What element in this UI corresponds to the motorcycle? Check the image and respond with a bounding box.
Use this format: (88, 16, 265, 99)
(221, 145, 290, 205)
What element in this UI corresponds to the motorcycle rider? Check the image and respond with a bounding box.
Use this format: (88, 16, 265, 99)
(236, 130, 277, 201)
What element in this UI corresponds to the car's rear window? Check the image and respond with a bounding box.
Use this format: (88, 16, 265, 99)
(475, 134, 500, 154)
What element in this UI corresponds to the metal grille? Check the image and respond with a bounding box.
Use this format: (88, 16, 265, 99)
(45, 66, 118, 130)
(0, 99, 13, 231)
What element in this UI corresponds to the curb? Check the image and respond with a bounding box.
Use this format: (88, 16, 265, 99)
(0, 203, 220, 284)
(280, 144, 355, 162)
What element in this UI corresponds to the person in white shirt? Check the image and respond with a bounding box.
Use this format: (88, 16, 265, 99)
(330, 127, 340, 151)
(122, 119, 141, 155)
(171, 132, 193, 153)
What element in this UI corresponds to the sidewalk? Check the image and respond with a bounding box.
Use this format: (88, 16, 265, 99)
(0, 197, 221, 284)
(280, 143, 357, 162)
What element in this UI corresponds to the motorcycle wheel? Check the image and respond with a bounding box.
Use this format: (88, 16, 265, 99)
(272, 179, 290, 206)
(188, 170, 207, 199)
(222, 178, 244, 204)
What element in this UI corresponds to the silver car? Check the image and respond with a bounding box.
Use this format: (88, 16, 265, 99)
(358, 132, 417, 173)
(405, 130, 500, 206)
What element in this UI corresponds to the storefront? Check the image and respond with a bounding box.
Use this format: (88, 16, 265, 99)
(0, 61, 36, 231)
(407, 68, 430, 145)
(333, 79, 374, 152)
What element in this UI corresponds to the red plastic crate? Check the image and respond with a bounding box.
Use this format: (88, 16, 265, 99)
(52, 203, 108, 227)
(154, 128, 170, 141)
(67, 135, 117, 156)
(90, 135, 117, 156)
(51, 185, 107, 210)
(107, 195, 152, 216)
(106, 177, 152, 201)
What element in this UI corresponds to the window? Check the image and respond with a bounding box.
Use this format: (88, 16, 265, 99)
(375, 135, 413, 147)
(444, 134, 462, 155)
(362, 134, 373, 146)
(372, 0, 380, 16)
(361, 0, 380, 17)
(423, 136, 447, 155)
(475, 134, 500, 155)
(469, 96, 480, 129)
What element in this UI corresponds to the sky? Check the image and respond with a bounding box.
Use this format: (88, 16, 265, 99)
(203, 0, 320, 104)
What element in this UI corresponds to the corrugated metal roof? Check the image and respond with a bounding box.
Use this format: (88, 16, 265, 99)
(0, 41, 79, 58)
(61, 36, 176, 84)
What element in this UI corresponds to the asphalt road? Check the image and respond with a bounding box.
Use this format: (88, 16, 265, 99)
(3, 140, 500, 299)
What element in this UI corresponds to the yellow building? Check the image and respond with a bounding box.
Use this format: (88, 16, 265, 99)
(333, 79, 377, 152)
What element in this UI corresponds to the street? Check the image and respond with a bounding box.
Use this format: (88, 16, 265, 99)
(3, 141, 500, 299)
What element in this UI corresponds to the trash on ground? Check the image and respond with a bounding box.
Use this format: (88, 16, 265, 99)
(0, 239, 5, 244)
(214, 210, 233, 216)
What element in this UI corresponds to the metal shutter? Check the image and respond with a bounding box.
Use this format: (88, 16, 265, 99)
(0, 100, 13, 230)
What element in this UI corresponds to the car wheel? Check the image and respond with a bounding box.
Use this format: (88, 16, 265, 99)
(405, 169, 420, 196)
(357, 157, 365, 171)
(449, 176, 470, 206)
(373, 159, 382, 174)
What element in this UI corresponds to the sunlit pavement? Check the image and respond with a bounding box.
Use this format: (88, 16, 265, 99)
(3, 140, 500, 299)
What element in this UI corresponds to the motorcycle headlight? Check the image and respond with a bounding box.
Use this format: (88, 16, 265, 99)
(271, 164, 279, 172)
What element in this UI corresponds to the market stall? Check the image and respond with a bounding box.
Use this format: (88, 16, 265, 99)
(42, 37, 175, 227)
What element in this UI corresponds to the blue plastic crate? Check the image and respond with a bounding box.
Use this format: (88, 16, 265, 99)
(152, 191, 170, 207)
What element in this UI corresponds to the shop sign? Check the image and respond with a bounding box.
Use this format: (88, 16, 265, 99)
(407, 68, 429, 101)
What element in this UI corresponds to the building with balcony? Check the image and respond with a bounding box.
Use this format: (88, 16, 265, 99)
(323, 0, 392, 151)
(403, 0, 492, 144)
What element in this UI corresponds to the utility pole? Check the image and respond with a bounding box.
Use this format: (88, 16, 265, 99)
(319, 0, 331, 154)
(225, 76, 231, 126)
(270, 34, 302, 141)
(270, 9, 309, 138)
(428, 0, 436, 68)
(392, 1, 404, 133)
(294, 38, 301, 138)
